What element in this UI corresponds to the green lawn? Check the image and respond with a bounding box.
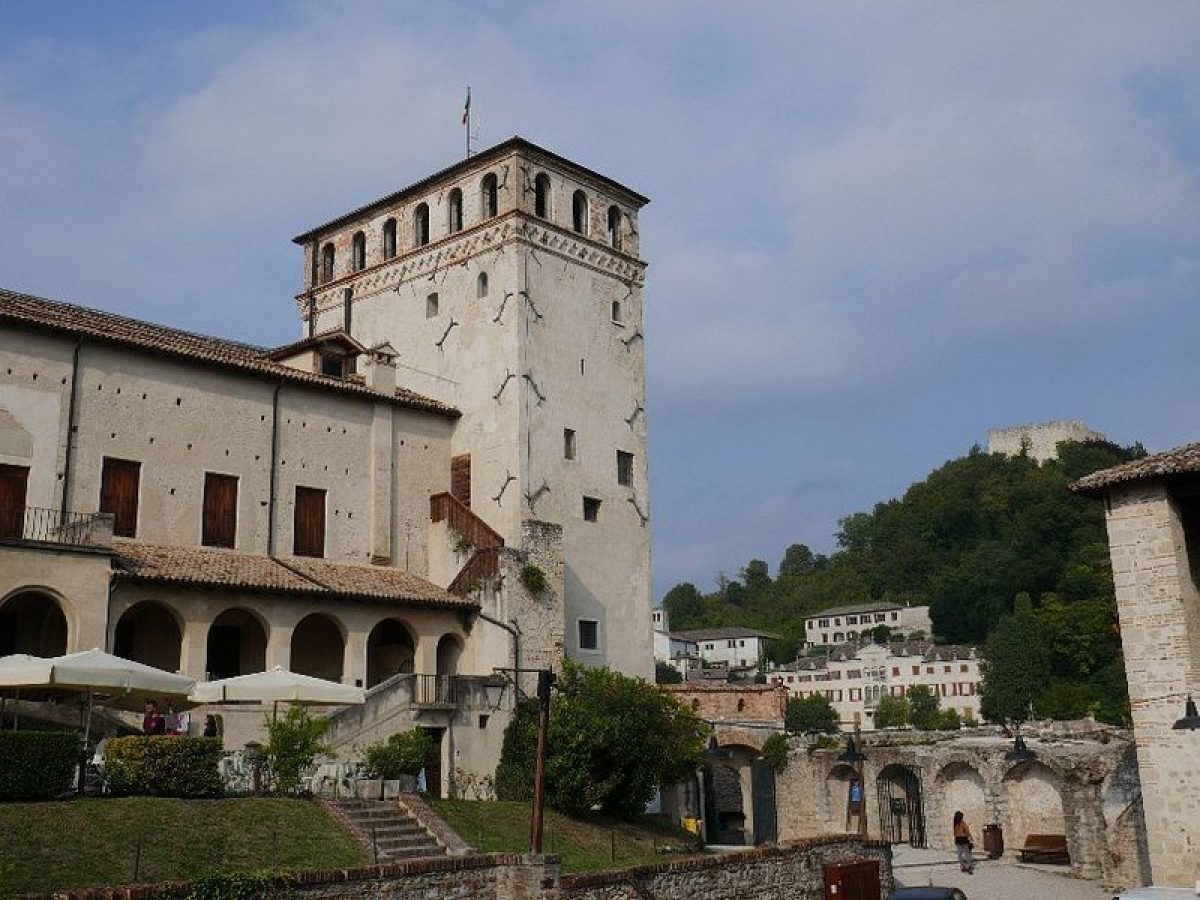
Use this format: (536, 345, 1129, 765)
(0, 797, 366, 896)
(429, 799, 700, 873)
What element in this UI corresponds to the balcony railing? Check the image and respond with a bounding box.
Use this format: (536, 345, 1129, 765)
(413, 673, 458, 706)
(430, 492, 504, 550)
(0, 507, 114, 550)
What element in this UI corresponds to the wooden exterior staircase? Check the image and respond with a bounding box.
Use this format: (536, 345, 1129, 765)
(430, 492, 504, 597)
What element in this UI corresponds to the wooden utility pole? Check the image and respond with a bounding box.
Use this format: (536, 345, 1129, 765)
(530, 668, 555, 853)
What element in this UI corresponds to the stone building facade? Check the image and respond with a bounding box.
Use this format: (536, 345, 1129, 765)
(802, 601, 932, 648)
(770, 641, 982, 730)
(774, 727, 1149, 892)
(0, 137, 653, 788)
(1073, 442, 1200, 888)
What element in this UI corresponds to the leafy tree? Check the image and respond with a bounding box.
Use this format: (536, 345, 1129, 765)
(873, 695, 909, 729)
(937, 708, 962, 730)
(741, 559, 771, 595)
(263, 707, 331, 795)
(784, 695, 839, 734)
(980, 595, 1048, 724)
(906, 685, 942, 731)
(779, 544, 817, 577)
(663, 582, 705, 628)
(495, 663, 709, 818)
(869, 624, 892, 644)
(655, 661, 683, 684)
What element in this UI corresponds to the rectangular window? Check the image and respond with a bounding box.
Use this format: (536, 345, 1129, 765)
(876, 613, 887, 622)
(583, 496, 601, 522)
(319, 354, 345, 378)
(564, 429, 576, 460)
(847, 616, 857, 625)
(100, 457, 141, 538)
(961, 664, 969, 673)
(293, 486, 326, 557)
(890, 612, 899, 621)
(202, 473, 238, 548)
(0, 464, 30, 539)
(727, 640, 736, 648)
(912, 666, 920, 676)
(616, 450, 634, 486)
(578, 619, 599, 651)
(426, 292, 439, 318)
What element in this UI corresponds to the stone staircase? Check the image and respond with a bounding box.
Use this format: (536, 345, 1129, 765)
(332, 800, 446, 861)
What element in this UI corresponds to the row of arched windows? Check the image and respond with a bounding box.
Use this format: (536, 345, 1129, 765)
(317, 170, 625, 286)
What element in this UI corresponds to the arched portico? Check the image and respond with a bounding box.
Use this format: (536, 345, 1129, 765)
(934, 762, 988, 851)
(1002, 759, 1066, 851)
(435, 632, 463, 677)
(206, 607, 268, 680)
(0, 589, 68, 657)
(113, 600, 183, 672)
(877, 763, 926, 847)
(290, 613, 345, 683)
(366, 618, 415, 688)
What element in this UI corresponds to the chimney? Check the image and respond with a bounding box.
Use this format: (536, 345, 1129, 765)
(366, 343, 398, 394)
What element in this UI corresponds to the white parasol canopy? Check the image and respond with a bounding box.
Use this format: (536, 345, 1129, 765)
(190, 666, 365, 706)
(0, 648, 195, 712)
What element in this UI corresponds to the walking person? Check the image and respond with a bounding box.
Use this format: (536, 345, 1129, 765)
(952, 810, 976, 874)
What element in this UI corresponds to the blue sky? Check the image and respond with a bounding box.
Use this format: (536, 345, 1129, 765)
(3, 2, 1199, 599)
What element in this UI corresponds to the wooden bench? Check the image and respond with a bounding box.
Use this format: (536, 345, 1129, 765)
(1017, 833, 1070, 864)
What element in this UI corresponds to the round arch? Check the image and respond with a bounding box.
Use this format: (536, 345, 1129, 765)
(934, 761, 987, 850)
(435, 632, 463, 678)
(113, 600, 183, 672)
(1002, 759, 1066, 849)
(206, 607, 269, 680)
(824, 762, 864, 833)
(877, 763, 927, 848)
(290, 613, 345, 683)
(366, 618, 416, 688)
(0, 589, 69, 657)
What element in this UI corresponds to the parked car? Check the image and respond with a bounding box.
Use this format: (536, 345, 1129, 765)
(888, 889, 967, 900)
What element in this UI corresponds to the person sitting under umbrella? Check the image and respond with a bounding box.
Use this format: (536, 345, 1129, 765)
(143, 699, 166, 735)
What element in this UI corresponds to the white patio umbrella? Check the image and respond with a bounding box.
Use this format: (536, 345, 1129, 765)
(0, 648, 195, 713)
(190, 666, 365, 720)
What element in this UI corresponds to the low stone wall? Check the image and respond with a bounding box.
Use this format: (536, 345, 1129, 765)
(561, 838, 893, 900)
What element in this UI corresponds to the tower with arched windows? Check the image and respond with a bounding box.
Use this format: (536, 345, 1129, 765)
(293, 137, 653, 677)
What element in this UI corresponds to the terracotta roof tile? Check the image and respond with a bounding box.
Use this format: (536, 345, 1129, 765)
(111, 541, 476, 610)
(0, 289, 457, 418)
(1071, 441, 1200, 493)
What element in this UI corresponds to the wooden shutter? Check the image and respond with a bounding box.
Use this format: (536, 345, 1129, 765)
(450, 454, 471, 508)
(0, 464, 29, 539)
(100, 458, 141, 538)
(293, 486, 326, 558)
(202, 473, 238, 548)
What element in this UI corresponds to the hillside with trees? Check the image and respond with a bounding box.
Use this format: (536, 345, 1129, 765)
(662, 440, 1144, 724)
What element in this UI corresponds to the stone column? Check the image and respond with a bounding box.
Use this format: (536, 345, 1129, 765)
(344, 626, 369, 688)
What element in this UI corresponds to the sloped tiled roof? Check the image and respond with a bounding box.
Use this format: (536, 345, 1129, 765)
(807, 600, 902, 619)
(675, 626, 783, 642)
(1071, 441, 1200, 493)
(0, 289, 457, 418)
(112, 541, 476, 610)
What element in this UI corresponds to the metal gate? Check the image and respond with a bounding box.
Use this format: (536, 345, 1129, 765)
(876, 765, 926, 848)
(823, 861, 881, 900)
(750, 758, 777, 845)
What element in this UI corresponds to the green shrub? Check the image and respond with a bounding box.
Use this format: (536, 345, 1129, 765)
(178, 871, 278, 900)
(263, 707, 330, 795)
(519, 564, 548, 596)
(761, 733, 789, 770)
(105, 736, 223, 798)
(362, 728, 438, 780)
(0, 730, 78, 800)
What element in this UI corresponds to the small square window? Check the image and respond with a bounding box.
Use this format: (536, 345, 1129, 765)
(578, 619, 599, 651)
(426, 292, 439, 318)
(583, 496, 601, 522)
(319, 354, 345, 378)
(616, 450, 633, 486)
(611, 300, 623, 323)
(564, 429, 577, 460)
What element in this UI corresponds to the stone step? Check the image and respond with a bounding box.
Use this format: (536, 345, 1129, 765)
(379, 845, 444, 860)
(366, 824, 429, 838)
(375, 835, 441, 852)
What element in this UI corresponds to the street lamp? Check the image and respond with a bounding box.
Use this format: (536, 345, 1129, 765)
(1173, 694, 1200, 730)
(483, 676, 507, 712)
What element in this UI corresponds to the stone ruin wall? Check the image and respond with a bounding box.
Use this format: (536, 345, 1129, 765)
(986, 420, 1106, 463)
(774, 727, 1149, 892)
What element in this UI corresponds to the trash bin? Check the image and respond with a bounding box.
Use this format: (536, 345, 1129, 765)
(983, 823, 1004, 859)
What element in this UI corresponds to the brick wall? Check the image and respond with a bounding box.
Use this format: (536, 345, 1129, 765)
(661, 684, 787, 725)
(561, 838, 892, 900)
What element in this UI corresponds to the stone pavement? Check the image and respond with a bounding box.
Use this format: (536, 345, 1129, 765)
(891, 845, 1113, 900)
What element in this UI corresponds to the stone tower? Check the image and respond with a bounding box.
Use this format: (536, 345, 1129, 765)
(292, 137, 653, 677)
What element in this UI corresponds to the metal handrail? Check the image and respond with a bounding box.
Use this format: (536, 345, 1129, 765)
(0, 506, 112, 548)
